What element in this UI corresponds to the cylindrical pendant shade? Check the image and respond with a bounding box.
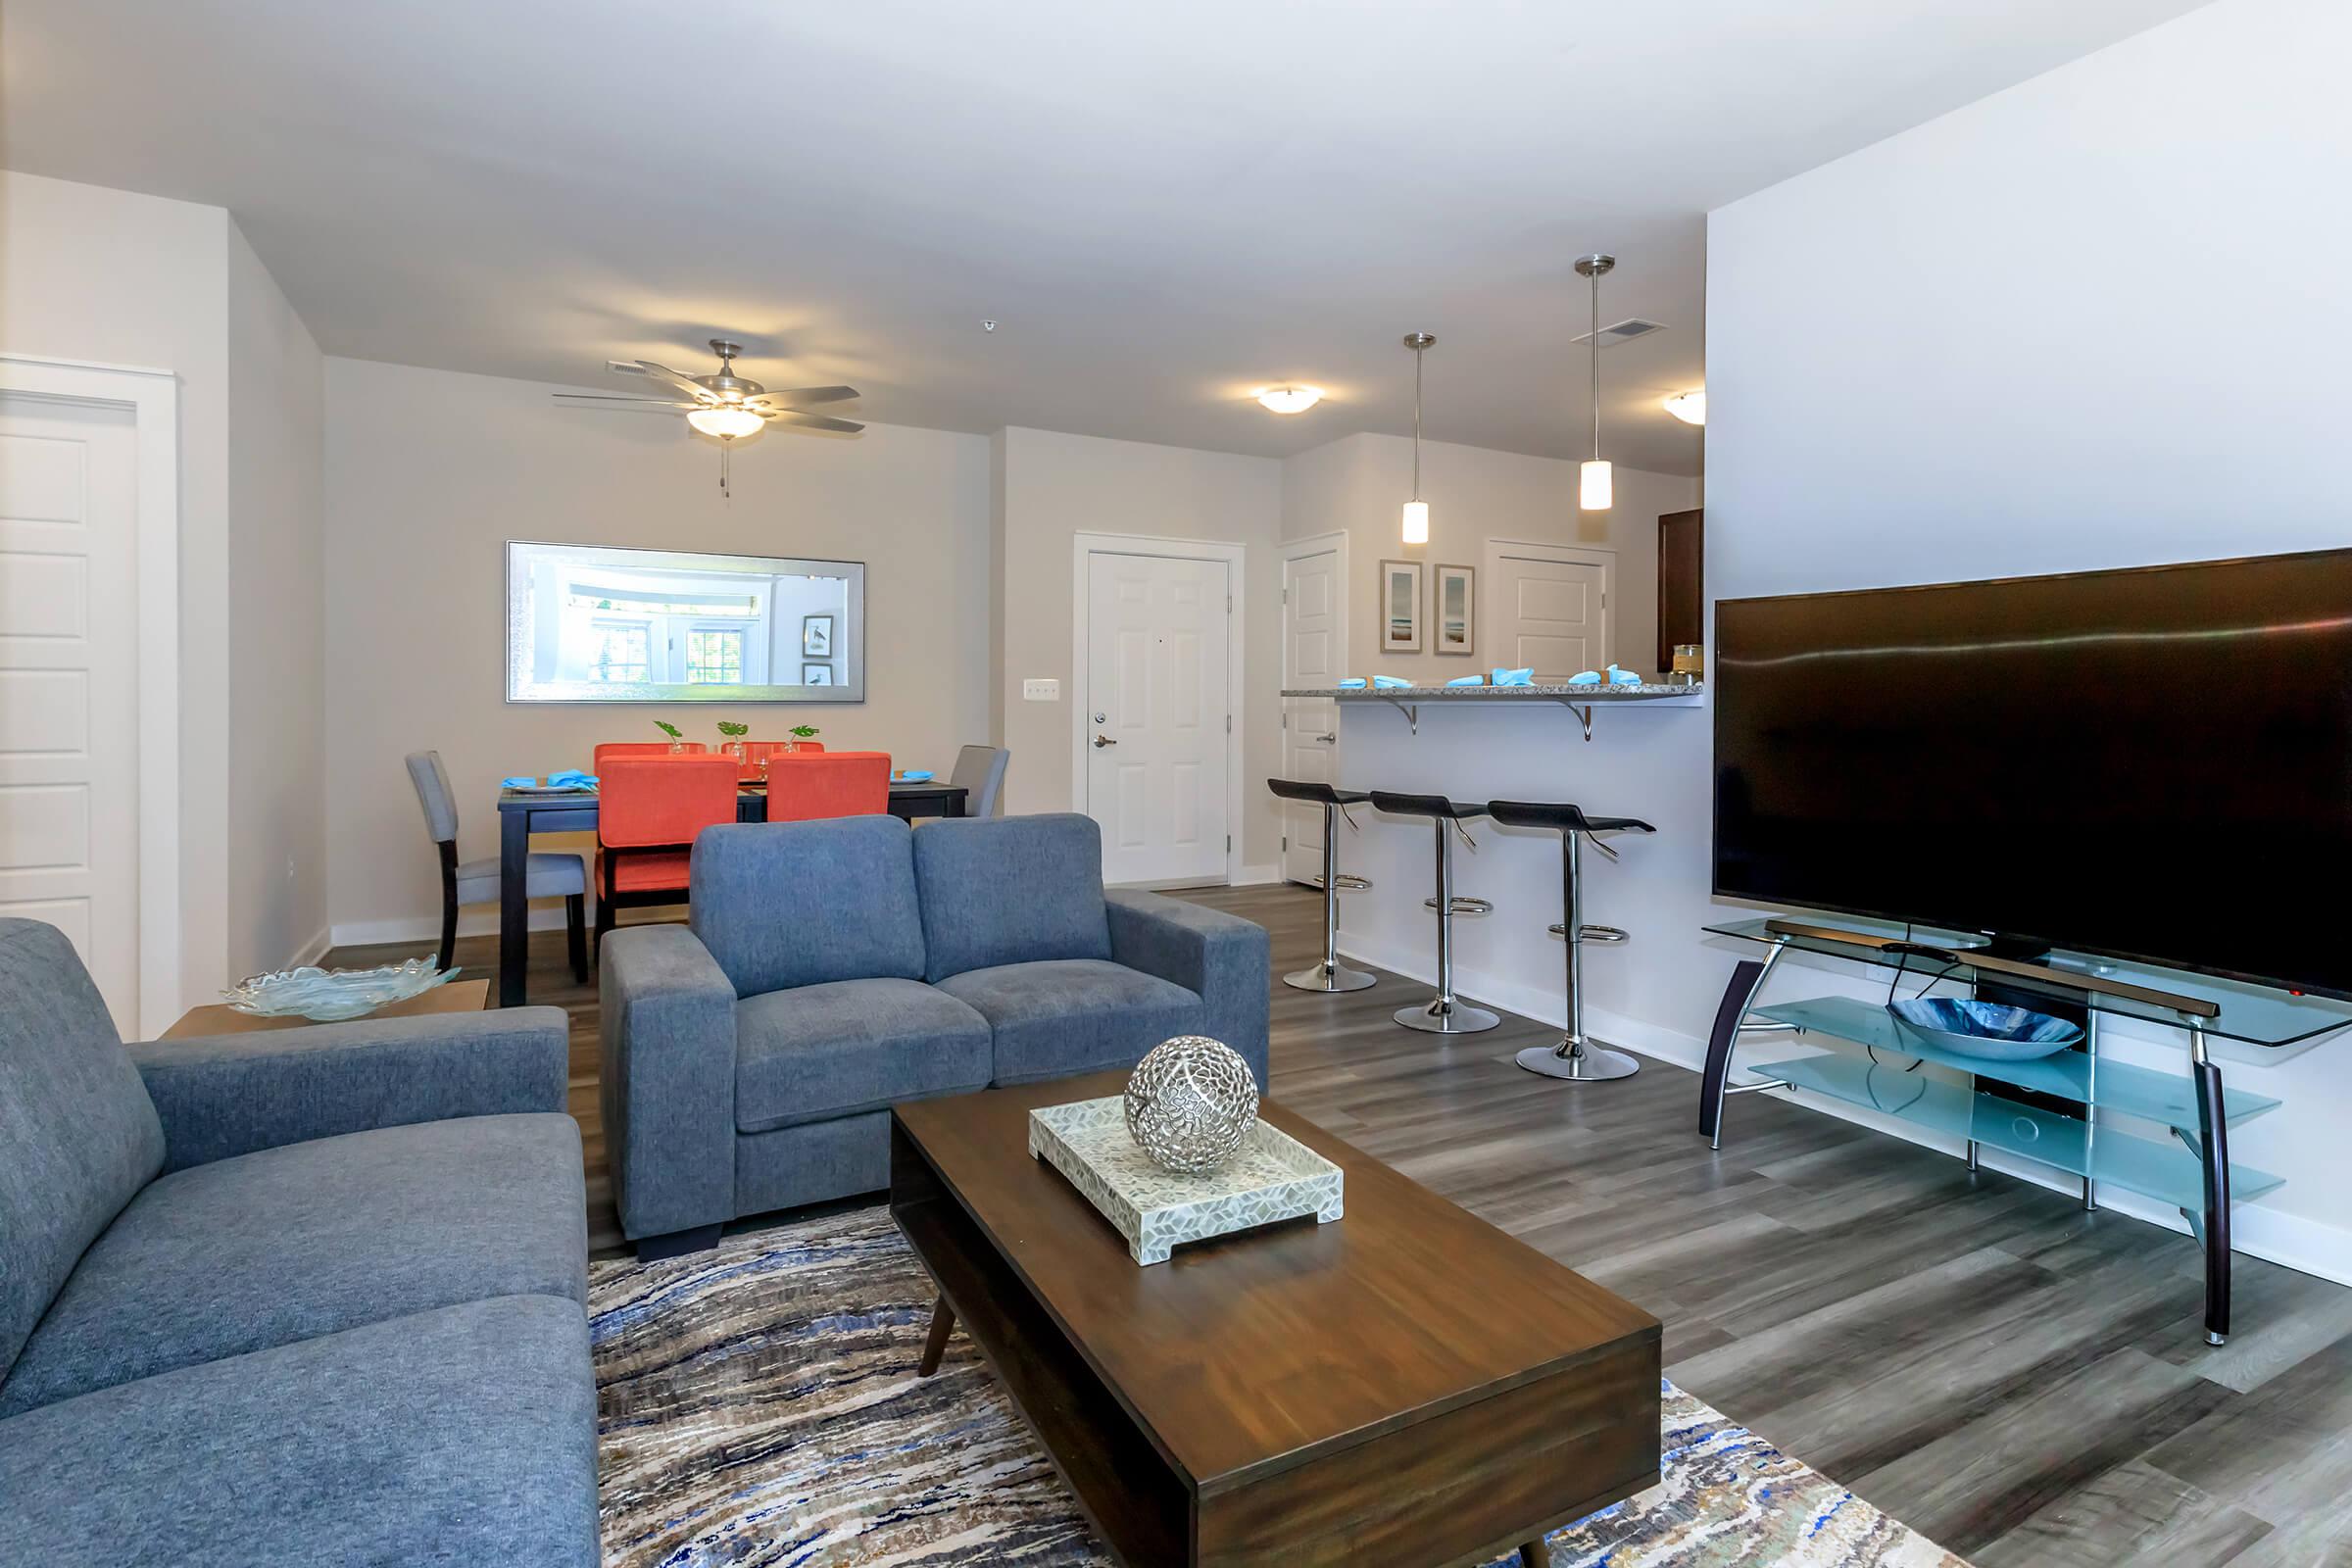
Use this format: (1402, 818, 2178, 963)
(1401, 499, 1430, 545)
(1579, 460, 1613, 512)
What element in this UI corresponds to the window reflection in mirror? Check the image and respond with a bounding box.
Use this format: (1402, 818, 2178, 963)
(506, 541, 863, 704)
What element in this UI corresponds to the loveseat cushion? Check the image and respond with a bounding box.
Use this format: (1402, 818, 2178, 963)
(911, 812, 1112, 982)
(735, 978, 991, 1134)
(692, 816, 927, 996)
(937, 958, 1202, 1085)
(0, 1294, 599, 1568)
(0, 919, 164, 1385)
(0, 1112, 585, 1416)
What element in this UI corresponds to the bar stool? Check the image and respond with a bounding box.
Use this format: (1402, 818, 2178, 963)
(1267, 779, 1377, 992)
(1368, 791, 1498, 1034)
(1487, 800, 1655, 1080)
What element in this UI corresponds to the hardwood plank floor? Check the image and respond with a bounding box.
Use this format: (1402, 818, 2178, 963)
(329, 883, 2352, 1563)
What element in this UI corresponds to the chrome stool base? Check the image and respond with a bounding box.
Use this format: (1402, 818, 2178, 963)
(1285, 960, 1378, 993)
(1516, 1038, 1641, 1080)
(1396, 997, 1501, 1034)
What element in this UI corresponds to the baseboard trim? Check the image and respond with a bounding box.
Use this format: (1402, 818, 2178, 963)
(329, 905, 583, 949)
(1333, 931, 2352, 1291)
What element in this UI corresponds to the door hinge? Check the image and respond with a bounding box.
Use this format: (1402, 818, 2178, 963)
(1225, 713, 1232, 734)
(1281, 586, 1289, 604)
(1282, 834, 1289, 851)
(1226, 835, 1232, 854)
(1227, 593, 1233, 613)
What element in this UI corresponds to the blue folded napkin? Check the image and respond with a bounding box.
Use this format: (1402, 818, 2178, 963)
(1492, 666, 1534, 687)
(893, 769, 934, 783)
(1372, 675, 1414, 690)
(548, 768, 597, 785)
(1444, 674, 1486, 687)
(1606, 664, 1642, 686)
(501, 775, 537, 789)
(1566, 670, 1603, 687)
(1337, 677, 1368, 689)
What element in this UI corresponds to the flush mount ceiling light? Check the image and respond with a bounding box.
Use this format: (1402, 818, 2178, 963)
(554, 339, 864, 498)
(1576, 255, 1615, 512)
(1664, 390, 1707, 426)
(1256, 386, 1323, 415)
(1401, 332, 1434, 545)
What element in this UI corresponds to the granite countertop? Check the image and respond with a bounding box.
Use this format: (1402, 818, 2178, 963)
(1281, 681, 1702, 701)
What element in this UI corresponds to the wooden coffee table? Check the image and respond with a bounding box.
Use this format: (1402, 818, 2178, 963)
(890, 1074, 1661, 1567)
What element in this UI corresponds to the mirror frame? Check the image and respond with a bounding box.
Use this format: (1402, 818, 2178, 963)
(505, 539, 866, 705)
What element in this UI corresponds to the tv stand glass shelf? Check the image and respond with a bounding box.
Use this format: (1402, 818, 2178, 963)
(1694, 914, 2352, 1348)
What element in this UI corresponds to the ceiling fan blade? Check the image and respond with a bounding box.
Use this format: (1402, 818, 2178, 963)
(554, 393, 698, 407)
(632, 361, 717, 402)
(744, 385, 859, 409)
(763, 410, 865, 434)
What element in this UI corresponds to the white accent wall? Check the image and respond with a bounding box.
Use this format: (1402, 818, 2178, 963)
(1698, 0, 2352, 1278)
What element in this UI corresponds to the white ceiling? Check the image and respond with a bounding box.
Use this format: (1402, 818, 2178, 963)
(2, 0, 2207, 474)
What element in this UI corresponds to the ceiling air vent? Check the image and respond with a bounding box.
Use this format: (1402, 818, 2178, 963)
(1571, 318, 1666, 347)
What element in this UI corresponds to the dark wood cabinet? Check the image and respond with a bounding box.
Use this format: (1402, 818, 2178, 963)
(1656, 507, 1703, 674)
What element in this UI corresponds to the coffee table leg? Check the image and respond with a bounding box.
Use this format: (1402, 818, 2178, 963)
(1519, 1538, 1552, 1568)
(917, 1294, 956, 1377)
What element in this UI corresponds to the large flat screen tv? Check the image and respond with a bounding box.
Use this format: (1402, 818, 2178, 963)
(1713, 548, 2352, 1001)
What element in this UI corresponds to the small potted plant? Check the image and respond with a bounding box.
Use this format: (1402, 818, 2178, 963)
(716, 720, 750, 763)
(654, 719, 686, 755)
(785, 723, 818, 755)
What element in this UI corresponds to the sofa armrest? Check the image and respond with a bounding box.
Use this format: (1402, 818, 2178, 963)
(600, 923, 739, 1242)
(127, 1007, 569, 1174)
(1104, 890, 1272, 1088)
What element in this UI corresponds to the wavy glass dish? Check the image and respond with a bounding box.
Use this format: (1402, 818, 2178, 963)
(1886, 997, 2083, 1061)
(223, 958, 457, 1021)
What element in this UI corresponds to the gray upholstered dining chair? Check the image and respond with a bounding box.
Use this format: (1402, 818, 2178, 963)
(949, 744, 1010, 818)
(406, 751, 589, 981)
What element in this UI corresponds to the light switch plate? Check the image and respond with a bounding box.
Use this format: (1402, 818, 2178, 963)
(1022, 678, 1060, 702)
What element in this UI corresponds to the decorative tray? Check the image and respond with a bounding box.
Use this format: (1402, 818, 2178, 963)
(223, 958, 457, 1021)
(1028, 1096, 1344, 1265)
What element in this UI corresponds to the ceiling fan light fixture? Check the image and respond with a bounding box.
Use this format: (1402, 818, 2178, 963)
(1256, 386, 1323, 415)
(1664, 390, 1706, 426)
(687, 406, 765, 440)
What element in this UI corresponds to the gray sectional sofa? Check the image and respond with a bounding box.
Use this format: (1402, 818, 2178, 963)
(601, 811, 1271, 1254)
(0, 919, 599, 1567)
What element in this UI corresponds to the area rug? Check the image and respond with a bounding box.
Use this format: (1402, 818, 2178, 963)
(592, 1207, 1968, 1567)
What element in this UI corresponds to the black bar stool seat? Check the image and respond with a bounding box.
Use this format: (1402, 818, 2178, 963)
(1369, 792, 1498, 1034)
(1266, 778, 1376, 993)
(1490, 798, 1655, 1081)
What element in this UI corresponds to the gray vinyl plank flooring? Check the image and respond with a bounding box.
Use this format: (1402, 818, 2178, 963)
(330, 879, 2352, 1563)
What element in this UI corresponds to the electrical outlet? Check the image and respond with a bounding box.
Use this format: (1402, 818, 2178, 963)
(1022, 678, 1060, 702)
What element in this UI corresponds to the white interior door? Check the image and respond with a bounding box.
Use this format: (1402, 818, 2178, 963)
(1281, 547, 1341, 885)
(1487, 542, 1612, 680)
(1085, 551, 1231, 886)
(0, 395, 141, 1029)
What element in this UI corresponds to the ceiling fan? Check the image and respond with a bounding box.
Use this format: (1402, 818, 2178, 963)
(555, 338, 862, 496)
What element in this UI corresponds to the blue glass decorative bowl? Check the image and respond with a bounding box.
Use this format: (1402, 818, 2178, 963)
(1886, 998, 2084, 1060)
(224, 958, 458, 1022)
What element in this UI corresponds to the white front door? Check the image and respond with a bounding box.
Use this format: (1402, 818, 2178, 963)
(1488, 543, 1611, 680)
(1281, 547, 1342, 885)
(1085, 551, 1231, 886)
(0, 395, 142, 1030)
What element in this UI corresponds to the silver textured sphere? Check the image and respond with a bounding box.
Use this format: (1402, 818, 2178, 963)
(1123, 1036, 1260, 1174)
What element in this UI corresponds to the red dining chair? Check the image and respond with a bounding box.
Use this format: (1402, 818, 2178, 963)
(595, 755, 741, 947)
(594, 741, 704, 776)
(762, 752, 890, 821)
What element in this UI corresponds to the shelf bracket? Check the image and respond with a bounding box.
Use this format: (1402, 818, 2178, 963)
(1376, 695, 1421, 735)
(1544, 697, 1595, 741)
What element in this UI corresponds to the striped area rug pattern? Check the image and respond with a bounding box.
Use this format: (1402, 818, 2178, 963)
(592, 1207, 1968, 1567)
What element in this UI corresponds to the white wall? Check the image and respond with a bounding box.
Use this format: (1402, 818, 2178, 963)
(225, 220, 327, 975)
(996, 426, 1286, 874)
(1281, 431, 1696, 682)
(321, 357, 995, 940)
(2, 172, 247, 1012)
(1696, 0, 2352, 1276)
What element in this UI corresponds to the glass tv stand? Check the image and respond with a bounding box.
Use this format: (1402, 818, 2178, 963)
(1697, 915, 2352, 1346)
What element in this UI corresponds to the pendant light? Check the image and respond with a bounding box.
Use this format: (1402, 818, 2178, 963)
(1576, 254, 1614, 511)
(1401, 331, 1435, 544)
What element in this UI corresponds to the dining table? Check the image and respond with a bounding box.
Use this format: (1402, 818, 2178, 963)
(491, 777, 968, 1006)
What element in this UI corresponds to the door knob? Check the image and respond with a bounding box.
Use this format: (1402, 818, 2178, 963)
(1093, 734, 1118, 748)
(1313, 732, 1338, 744)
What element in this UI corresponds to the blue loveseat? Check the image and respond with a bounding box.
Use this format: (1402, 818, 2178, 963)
(0, 919, 599, 1566)
(600, 811, 1271, 1254)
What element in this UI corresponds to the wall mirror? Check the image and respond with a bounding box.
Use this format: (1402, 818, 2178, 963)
(506, 541, 864, 704)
